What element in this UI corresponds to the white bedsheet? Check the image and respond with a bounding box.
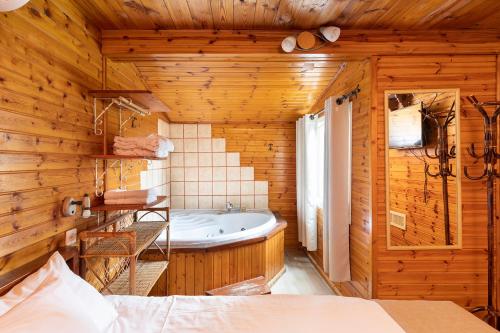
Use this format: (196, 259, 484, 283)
(106, 295, 405, 333)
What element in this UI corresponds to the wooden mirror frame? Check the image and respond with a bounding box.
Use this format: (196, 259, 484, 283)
(384, 89, 462, 250)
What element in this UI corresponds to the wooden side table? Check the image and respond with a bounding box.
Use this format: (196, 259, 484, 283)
(205, 276, 271, 296)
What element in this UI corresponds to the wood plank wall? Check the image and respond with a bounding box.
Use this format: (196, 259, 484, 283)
(372, 55, 497, 308)
(308, 60, 372, 298)
(212, 123, 298, 247)
(0, 0, 159, 276)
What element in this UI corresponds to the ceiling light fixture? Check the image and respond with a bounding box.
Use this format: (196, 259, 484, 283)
(0, 0, 30, 12)
(281, 26, 341, 53)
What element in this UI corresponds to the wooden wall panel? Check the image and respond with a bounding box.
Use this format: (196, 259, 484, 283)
(308, 60, 372, 299)
(212, 123, 297, 247)
(0, 0, 157, 276)
(373, 55, 497, 308)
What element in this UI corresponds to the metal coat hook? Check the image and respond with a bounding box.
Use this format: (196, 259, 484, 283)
(418, 100, 456, 245)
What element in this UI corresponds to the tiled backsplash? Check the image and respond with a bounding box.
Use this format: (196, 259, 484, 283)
(168, 123, 269, 210)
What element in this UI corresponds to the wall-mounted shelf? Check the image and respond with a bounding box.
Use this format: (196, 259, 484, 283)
(90, 154, 167, 161)
(88, 90, 170, 113)
(91, 196, 168, 212)
(82, 84, 171, 296)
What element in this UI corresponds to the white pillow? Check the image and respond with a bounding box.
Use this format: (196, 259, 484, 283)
(0, 252, 118, 331)
(0, 276, 100, 333)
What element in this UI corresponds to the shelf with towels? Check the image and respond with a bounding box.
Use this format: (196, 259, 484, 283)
(91, 196, 169, 212)
(82, 84, 171, 297)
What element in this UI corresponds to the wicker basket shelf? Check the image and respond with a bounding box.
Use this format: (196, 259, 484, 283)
(105, 260, 169, 296)
(81, 222, 168, 258)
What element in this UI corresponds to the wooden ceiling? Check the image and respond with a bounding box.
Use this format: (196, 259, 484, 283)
(72, 0, 500, 123)
(74, 0, 500, 30)
(136, 55, 344, 122)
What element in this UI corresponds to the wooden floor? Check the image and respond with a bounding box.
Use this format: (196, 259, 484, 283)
(271, 249, 336, 295)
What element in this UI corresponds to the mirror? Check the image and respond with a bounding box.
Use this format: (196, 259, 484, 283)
(385, 89, 462, 249)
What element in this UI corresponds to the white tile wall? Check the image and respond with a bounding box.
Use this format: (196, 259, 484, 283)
(185, 167, 199, 181)
(213, 181, 226, 195)
(213, 152, 226, 166)
(213, 167, 226, 181)
(184, 138, 198, 152)
(167, 123, 269, 210)
(185, 153, 198, 167)
(241, 167, 254, 181)
(198, 124, 211, 138)
(199, 182, 212, 195)
(227, 167, 240, 181)
(198, 138, 212, 152)
(212, 138, 225, 152)
(183, 124, 198, 138)
(199, 167, 213, 181)
(199, 153, 212, 166)
(185, 182, 198, 195)
(199, 196, 212, 208)
(185, 195, 198, 209)
(227, 152, 240, 166)
(170, 124, 183, 138)
(170, 152, 184, 167)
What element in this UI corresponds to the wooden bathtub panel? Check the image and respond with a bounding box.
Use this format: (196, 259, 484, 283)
(144, 229, 285, 296)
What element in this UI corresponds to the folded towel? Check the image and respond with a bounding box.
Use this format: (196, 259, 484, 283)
(104, 188, 159, 201)
(113, 148, 161, 157)
(104, 197, 157, 205)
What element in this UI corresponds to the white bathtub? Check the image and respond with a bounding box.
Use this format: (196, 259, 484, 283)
(157, 209, 277, 249)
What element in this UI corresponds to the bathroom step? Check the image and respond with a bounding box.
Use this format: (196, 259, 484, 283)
(205, 276, 271, 296)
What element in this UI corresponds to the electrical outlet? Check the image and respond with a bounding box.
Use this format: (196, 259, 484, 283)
(65, 228, 77, 245)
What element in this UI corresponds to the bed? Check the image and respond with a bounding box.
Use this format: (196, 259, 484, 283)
(0, 250, 496, 333)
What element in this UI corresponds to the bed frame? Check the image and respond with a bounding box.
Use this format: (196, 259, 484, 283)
(0, 247, 79, 296)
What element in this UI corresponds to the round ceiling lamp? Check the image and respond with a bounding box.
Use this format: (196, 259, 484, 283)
(296, 31, 316, 50)
(0, 0, 30, 12)
(319, 26, 341, 42)
(281, 26, 341, 53)
(281, 36, 297, 53)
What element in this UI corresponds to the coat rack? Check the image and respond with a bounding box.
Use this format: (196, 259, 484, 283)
(463, 95, 500, 328)
(420, 101, 456, 245)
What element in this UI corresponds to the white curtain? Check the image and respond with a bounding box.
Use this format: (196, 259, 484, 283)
(296, 115, 324, 251)
(323, 97, 352, 282)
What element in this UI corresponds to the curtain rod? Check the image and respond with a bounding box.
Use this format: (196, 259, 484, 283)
(336, 85, 361, 105)
(310, 84, 361, 119)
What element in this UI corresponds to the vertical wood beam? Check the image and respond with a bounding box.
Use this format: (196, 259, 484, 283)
(369, 55, 379, 299)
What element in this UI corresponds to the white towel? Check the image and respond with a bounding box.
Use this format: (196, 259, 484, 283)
(104, 189, 158, 201)
(104, 197, 157, 205)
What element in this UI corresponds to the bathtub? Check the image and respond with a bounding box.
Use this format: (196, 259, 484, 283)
(145, 209, 287, 296)
(158, 209, 277, 249)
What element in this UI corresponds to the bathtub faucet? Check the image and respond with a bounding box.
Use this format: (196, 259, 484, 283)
(225, 201, 233, 212)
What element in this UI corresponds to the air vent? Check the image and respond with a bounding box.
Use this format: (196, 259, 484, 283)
(390, 210, 406, 230)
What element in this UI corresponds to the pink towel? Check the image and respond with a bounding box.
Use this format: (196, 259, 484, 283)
(113, 134, 174, 157)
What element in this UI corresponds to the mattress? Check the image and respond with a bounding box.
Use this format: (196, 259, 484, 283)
(106, 295, 496, 333)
